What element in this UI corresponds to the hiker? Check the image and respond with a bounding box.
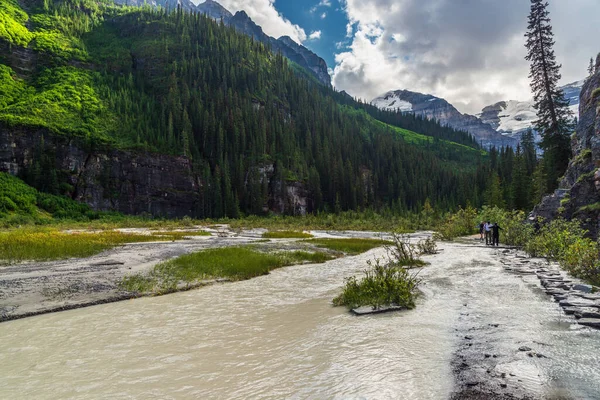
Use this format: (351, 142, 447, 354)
(492, 223, 502, 246)
(484, 221, 492, 245)
(479, 221, 485, 241)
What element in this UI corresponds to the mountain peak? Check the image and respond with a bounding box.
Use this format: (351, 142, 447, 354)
(372, 89, 516, 148)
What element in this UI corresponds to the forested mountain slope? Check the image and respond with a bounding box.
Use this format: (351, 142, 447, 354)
(0, 0, 490, 218)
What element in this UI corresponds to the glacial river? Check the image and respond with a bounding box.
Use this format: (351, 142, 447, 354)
(0, 234, 599, 399)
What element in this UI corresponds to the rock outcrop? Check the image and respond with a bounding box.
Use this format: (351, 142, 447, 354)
(533, 55, 600, 238)
(0, 125, 309, 218)
(0, 125, 200, 218)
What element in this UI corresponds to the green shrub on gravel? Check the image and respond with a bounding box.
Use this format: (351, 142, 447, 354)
(333, 258, 420, 310)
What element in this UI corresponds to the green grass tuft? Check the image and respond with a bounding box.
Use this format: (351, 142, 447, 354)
(304, 238, 392, 255)
(262, 230, 313, 239)
(120, 247, 335, 293)
(0, 229, 164, 263)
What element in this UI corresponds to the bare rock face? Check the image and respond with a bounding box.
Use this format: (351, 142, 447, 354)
(0, 125, 310, 218)
(533, 56, 600, 238)
(0, 125, 200, 218)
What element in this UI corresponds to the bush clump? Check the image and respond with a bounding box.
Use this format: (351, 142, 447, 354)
(437, 205, 600, 286)
(333, 258, 420, 310)
(333, 233, 423, 310)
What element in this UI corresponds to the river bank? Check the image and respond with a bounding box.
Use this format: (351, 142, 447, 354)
(1, 232, 600, 399)
(0, 227, 401, 322)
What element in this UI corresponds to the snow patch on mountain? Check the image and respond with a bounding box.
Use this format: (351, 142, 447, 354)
(372, 92, 413, 112)
(479, 79, 584, 141)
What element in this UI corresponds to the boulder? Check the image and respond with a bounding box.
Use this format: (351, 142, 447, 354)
(577, 319, 600, 329)
(572, 284, 594, 294)
(559, 299, 598, 308)
(573, 308, 600, 319)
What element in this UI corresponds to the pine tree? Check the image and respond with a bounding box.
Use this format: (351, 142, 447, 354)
(484, 173, 505, 209)
(520, 129, 538, 175)
(511, 146, 531, 210)
(589, 58, 595, 76)
(525, 0, 573, 192)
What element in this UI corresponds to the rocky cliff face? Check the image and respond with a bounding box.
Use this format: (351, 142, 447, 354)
(0, 126, 309, 218)
(372, 90, 517, 148)
(533, 56, 600, 238)
(0, 126, 200, 218)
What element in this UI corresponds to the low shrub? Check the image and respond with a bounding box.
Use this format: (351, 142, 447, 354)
(417, 237, 438, 255)
(385, 232, 426, 267)
(332, 258, 420, 310)
(435, 205, 478, 240)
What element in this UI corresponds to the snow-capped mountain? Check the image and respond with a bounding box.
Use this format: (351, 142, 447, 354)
(372, 90, 517, 148)
(479, 80, 584, 140)
(479, 100, 538, 138)
(372, 79, 585, 148)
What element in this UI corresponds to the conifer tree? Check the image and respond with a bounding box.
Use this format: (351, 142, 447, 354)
(525, 0, 573, 192)
(589, 58, 595, 76)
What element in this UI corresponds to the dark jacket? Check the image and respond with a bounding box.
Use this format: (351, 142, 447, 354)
(492, 224, 501, 237)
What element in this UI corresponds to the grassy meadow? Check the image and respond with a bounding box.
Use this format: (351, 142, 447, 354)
(119, 247, 336, 293)
(0, 228, 210, 263)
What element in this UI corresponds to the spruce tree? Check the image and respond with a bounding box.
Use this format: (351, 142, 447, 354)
(589, 58, 595, 76)
(525, 0, 573, 192)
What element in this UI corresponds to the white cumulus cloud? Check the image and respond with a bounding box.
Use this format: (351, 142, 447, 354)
(308, 30, 322, 40)
(333, 0, 600, 114)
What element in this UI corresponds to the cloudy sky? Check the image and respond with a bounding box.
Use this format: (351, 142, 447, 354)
(200, 0, 599, 114)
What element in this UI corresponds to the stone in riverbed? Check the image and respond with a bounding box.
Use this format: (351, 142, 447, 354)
(577, 319, 600, 329)
(514, 268, 537, 275)
(553, 294, 569, 302)
(574, 308, 600, 319)
(573, 292, 600, 299)
(572, 284, 594, 293)
(559, 299, 598, 308)
(563, 307, 579, 315)
(545, 289, 566, 296)
(351, 305, 407, 315)
(518, 346, 532, 352)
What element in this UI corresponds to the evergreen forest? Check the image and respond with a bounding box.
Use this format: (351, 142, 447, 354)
(0, 0, 544, 219)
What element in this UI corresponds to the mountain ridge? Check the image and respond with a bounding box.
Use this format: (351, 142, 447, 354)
(112, 0, 331, 86)
(372, 80, 584, 148)
(372, 89, 516, 148)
